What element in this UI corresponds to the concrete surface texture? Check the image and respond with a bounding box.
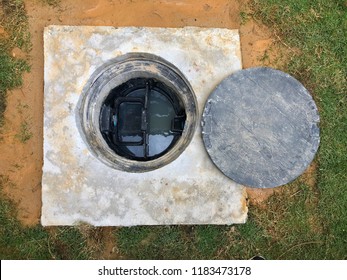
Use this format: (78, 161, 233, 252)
(42, 26, 246, 226)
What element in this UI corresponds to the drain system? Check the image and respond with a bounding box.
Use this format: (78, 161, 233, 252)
(77, 53, 197, 172)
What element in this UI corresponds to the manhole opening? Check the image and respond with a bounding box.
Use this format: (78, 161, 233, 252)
(78, 53, 198, 172)
(100, 77, 186, 161)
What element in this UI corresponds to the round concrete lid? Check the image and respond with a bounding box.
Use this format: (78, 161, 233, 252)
(201, 67, 320, 188)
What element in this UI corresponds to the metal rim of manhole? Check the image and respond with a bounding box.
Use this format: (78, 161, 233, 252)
(201, 67, 320, 188)
(77, 52, 198, 172)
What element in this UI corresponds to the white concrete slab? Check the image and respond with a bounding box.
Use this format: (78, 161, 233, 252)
(42, 26, 247, 226)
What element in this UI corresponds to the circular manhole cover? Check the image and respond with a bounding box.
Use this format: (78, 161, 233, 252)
(201, 67, 320, 188)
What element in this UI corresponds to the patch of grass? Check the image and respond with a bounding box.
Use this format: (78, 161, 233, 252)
(0, 55, 29, 128)
(116, 225, 229, 259)
(0, 54, 29, 94)
(15, 120, 32, 143)
(193, 225, 227, 259)
(239, 184, 324, 259)
(0, 0, 30, 129)
(117, 226, 190, 259)
(239, 11, 249, 25)
(0, 176, 91, 259)
(116, 224, 265, 260)
(0, 0, 31, 52)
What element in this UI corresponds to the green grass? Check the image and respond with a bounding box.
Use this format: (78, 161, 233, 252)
(0, 176, 91, 259)
(0, 0, 31, 52)
(0, 0, 346, 260)
(0, 0, 30, 129)
(117, 225, 232, 259)
(0, 54, 29, 127)
(15, 120, 32, 143)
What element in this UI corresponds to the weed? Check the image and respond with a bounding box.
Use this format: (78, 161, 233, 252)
(15, 120, 32, 143)
(258, 49, 270, 63)
(240, 11, 249, 25)
(39, 0, 61, 7)
(16, 100, 29, 114)
(10, 163, 23, 171)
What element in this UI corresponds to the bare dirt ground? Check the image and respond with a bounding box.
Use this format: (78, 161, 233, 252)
(0, 0, 277, 226)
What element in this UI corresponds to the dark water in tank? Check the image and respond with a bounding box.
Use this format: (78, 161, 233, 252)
(125, 89, 176, 158)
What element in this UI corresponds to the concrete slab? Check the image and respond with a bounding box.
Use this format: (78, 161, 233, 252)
(42, 26, 247, 226)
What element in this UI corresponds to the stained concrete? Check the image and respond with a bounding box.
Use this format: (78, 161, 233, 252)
(42, 26, 246, 226)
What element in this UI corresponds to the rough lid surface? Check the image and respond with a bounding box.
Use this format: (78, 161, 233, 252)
(202, 67, 320, 188)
